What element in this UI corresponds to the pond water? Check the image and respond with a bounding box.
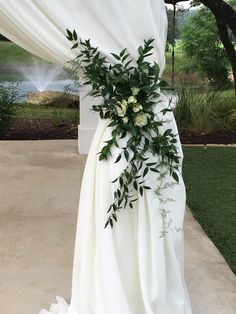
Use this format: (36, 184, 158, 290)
(2, 79, 79, 102)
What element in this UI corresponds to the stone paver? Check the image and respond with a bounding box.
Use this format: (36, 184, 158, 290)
(0, 140, 235, 314)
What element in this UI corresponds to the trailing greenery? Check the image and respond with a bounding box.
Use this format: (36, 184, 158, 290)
(0, 83, 20, 135)
(67, 31, 181, 234)
(183, 146, 236, 275)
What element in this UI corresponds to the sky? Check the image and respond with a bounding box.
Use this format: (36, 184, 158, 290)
(166, 1, 192, 9)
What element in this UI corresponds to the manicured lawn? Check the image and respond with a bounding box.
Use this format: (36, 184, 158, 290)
(0, 41, 40, 82)
(14, 104, 80, 126)
(183, 146, 236, 274)
(0, 41, 35, 64)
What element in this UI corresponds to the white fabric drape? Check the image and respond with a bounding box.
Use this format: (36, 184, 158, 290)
(0, 0, 167, 76)
(0, 1, 193, 313)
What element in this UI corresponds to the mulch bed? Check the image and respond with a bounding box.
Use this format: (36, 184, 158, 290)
(179, 130, 236, 145)
(0, 118, 236, 144)
(0, 118, 78, 140)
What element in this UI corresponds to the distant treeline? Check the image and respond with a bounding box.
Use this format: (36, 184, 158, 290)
(0, 34, 9, 41)
(167, 8, 198, 43)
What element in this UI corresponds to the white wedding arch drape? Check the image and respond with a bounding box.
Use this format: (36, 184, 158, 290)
(0, 1, 193, 313)
(0, 0, 168, 154)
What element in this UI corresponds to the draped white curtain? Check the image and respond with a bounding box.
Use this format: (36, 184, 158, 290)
(0, 2, 193, 314)
(0, 0, 168, 154)
(0, 0, 167, 74)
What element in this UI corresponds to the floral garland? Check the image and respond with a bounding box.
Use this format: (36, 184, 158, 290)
(67, 30, 181, 236)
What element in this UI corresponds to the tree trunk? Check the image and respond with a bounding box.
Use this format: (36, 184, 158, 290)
(200, 0, 236, 37)
(216, 19, 236, 94)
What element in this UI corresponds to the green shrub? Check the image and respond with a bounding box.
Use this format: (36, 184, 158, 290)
(0, 83, 20, 134)
(181, 8, 231, 89)
(213, 91, 236, 130)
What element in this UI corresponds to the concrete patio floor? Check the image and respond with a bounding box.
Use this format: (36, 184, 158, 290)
(0, 140, 235, 314)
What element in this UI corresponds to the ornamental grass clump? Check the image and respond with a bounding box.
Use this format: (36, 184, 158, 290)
(67, 30, 182, 235)
(174, 88, 226, 135)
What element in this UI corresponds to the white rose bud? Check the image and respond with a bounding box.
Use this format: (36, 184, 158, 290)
(132, 103, 143, 113)
(131, 87, 140, 96)
(128, 96, 137, 104)
(116, 99, 127, 117)
(134, 112, 149, 127)
(122, 117, 129, 124)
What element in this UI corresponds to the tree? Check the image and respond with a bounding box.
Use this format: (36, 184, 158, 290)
(182, 8, 230, 88)
(164, 0, 236, 92)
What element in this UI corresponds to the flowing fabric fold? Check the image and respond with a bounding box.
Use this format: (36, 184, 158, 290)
(0, 0, 167, 75)
(39, 296, 69, 314)
(0, 1, 192, 313)
(39, 94, 192, 314)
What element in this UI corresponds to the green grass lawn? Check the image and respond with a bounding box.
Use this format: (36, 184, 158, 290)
(0, 41, 41, 81)
(15, 104, 80, 126)
(183, 146, 236, 274)
(0, 41, 35, 64)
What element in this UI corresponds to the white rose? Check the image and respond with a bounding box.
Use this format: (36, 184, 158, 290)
(132, 103, 143, 113)
(116, 99, 127, 117)
(134, 112, 149, 127)
(122, 117, 129, 124)
(131, 87, 140, 96)
(128, 96, 137, 104)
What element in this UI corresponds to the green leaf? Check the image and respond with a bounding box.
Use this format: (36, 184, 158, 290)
(133, 181, 138, 191)
(104, 219, 109, 229)
(172, 172, 179, 183)
(120, 48, 127, 57)
(161, 108, 173, 115)
(138, 46, 144, 56)
(112, 214, 118, 222)
(150, 168, 160, 173)
(110, 219, 114, 228)
(124, 150, 129, 161)
(73, 30, 78, 41)
(111, 53, 121, 61)
(71, 43, 78, 49)
(140, 186, 143, 196)
(143, 167, 149, 177)
(66, 29, 73, 40)
(115, 154, 122, 163)
(146, 162, 156, 167)
(119, 177, 123, 186)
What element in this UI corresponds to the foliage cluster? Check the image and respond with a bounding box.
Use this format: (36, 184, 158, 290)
(0, 83, 20, 135)
(181, 8, 231, 89)
(67, 30, 181, 234)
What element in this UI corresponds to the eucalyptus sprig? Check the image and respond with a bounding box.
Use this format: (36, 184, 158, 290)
(67, 30, 181, 233)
